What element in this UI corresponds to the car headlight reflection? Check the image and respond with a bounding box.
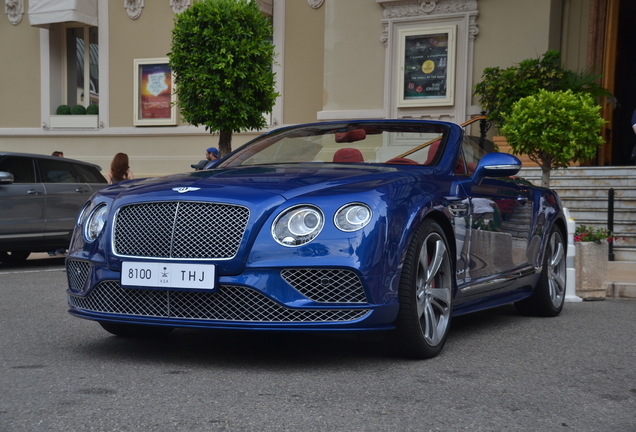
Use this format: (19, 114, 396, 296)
(272, 205, 324, 246)
(335, 203, 372, 232)
(76, 201, 92, 226)
(84, 204, 108, 242)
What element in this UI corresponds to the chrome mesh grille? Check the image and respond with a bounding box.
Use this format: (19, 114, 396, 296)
(113, 202, 250, 259)
(281, 269, 367, 303)
(66, 260, 90, 293)
(69, 281, 370, 323)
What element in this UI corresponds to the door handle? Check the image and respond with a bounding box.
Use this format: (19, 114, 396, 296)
(75, 188, 89, 193)
(27, 189, 43, 195)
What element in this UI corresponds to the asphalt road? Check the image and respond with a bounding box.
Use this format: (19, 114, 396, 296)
(1, 257, 635, 432)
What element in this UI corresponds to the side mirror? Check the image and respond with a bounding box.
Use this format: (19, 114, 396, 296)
(472, 153, 521, 185)
(0, 171, 15, 185)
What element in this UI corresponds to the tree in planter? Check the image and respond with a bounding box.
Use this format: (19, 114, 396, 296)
(169, 0, 278, 157)
(473, 50, 610, 131)
(500, 89, 604, 188)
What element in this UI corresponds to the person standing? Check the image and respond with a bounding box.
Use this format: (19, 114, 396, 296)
(106, 153, 134, 184)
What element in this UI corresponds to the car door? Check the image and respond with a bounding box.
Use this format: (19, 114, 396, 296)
(37, 158, 94, 238)
(0, 156, 46, 242)
(73, 162, 108, 193)
(454, 136, 534, 293)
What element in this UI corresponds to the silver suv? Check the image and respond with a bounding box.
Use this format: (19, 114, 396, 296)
(0, 152, 107, 263)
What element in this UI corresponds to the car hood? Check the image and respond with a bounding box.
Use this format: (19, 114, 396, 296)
(101, 164, 432, 202)
(92, 164, 442, 275)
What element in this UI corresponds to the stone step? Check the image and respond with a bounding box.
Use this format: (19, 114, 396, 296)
(551, 189, 636, 199)
(565, 209, 635, 223)
(519, 167, 636, 177)
(612, 248, 636, 261)
(517, 166, 635, 261)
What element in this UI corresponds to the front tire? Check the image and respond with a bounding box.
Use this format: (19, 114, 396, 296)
(99, 322, 174, 338)
(515, 225, 566, 317)
(394, 219, 454, 359)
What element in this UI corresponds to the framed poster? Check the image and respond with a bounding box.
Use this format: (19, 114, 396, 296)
(133, 58, 177, 126)
(397, 25, 456, 107)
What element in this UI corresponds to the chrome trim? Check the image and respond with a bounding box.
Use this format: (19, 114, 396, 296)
(0, 231, 69, 239)
(460, 266, 537, 292)
(483, 164, 520, 170)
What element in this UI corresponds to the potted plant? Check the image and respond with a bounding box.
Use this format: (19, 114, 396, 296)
(573, 224, 614, 300)
(50, 104, 99, 129)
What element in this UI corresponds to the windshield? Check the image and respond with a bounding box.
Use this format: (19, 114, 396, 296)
(219, 122, 451, 167)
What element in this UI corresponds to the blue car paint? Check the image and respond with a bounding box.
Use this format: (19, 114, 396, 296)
(66, 120, 566, 334)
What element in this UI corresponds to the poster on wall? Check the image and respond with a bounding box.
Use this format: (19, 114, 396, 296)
(398, 26, 456, 107)
(133, 58, 177, 126)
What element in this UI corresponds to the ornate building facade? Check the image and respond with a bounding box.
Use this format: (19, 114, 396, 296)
(1, 0, 633, 176)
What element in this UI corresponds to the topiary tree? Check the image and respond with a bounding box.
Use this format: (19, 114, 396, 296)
(500, 89, 605, 188)
(169, 0, 278, 157)
(56, 105, 72, 115)
(86, 104, 99, 115)
(474, 50, 610, 131)
(71, 104, 87, 115)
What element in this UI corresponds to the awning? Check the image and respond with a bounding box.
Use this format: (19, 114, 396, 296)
(29, 0, 98, 28)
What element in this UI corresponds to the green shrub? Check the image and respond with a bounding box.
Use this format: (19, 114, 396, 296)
(500, 89, 605, 187)
(71, 105, 87, 115)
(86, 104, 99, 115)
(474, 50, 610, 130)
(56, 105, 72, 115)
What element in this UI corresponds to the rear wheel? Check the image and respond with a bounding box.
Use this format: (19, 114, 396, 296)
(515, 225, 566, 317)
(99, 322, 174, 338)
(394, 219, 454, 359)
(0, 251, 31, 264)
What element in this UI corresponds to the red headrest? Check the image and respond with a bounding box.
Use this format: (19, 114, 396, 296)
(333, 148, 364, 163)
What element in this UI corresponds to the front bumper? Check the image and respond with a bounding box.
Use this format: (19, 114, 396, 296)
(66, 259, 399, 331)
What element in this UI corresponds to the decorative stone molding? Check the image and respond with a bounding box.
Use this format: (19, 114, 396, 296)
(307, 0, 324, 8)
(379, 0, 479, 48)
(379, 0, 477, 19)
(125, 0, 144, 20)
(468, 14, 479, 40)
(171, 0, 191, 14)
(5, 0, 23, 25)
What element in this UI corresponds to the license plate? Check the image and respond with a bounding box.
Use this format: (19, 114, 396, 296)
(121, 262, 216, 290)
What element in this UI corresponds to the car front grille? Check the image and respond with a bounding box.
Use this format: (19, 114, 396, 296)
(67, 259, 90, 292)
(113, 201, 250, 259)
(281, 269, 367, 303)
(69, 281, 370, 323)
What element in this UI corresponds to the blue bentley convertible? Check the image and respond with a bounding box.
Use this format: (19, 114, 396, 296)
(66, 120, 567, 359)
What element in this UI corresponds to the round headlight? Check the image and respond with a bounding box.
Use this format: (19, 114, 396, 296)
(272, 205, 324, 247)
(335, 203, 372, 232)
(84, 204, 108, 242)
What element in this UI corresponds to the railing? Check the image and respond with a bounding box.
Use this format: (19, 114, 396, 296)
(608, 188, 615, 261)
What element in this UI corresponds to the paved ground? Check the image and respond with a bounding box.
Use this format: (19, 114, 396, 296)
(2, 256, 635, 431)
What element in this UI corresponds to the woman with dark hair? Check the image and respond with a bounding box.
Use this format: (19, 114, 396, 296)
(106, 152, 135, 184)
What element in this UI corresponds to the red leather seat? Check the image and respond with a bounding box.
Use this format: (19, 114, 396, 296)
(423, 140, 441, 165)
